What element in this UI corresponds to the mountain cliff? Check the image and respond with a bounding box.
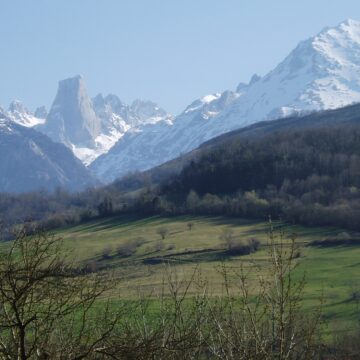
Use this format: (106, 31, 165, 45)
(34, 76, 172, 165)
(39, 75, 101, 149)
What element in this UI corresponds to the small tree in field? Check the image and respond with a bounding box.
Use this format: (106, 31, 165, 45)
(102, 245, 112, 259)
(219, 228, 235, 251)
(156, 227, 169, 240)
(187, 222, 194, 231)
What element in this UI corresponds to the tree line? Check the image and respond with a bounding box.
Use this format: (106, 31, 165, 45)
(2, 124, 360, 231)
(134, 125, 360, 230)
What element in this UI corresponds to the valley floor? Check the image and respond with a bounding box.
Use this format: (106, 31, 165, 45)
(57, 215, 360, 336)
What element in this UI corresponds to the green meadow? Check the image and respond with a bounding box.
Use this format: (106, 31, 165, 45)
(56, 215, 360, 332)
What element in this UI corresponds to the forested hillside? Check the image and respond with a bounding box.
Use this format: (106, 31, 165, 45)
(111, 102, 360, 192)
(2, 105, 360, 232)
(146, 125, 360, 230)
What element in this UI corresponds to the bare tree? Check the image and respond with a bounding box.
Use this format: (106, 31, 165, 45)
(0, 228, 119, 359)
(156, 227, 169, 240)
(206, 223, 323, 359)
(116, 237, 147, 257)
(0, 224, 326, 359)
(219, 228, 235, 251)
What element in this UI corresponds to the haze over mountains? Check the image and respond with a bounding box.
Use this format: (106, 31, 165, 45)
(2, 76, 172, 167)
(2, 19, 360, 191)
(0, 111, 97, 193)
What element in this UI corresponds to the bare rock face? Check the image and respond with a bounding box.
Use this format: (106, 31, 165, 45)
(93, 93, 171, 129)
(40, 75, 101, 148)
(36, 76, 172, 165)
(34, 106, 48, 119)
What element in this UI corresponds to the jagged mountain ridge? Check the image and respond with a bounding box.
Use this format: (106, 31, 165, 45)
(110, 102, 360, 193)
(6, 100, 46, 127)
(34, 76, 172, 165)
(40, 75, 101, 149)
(90, 19, 360, 182)
(0, 112, 98, 193)
(90, 90, 239, 181)
(3, 19, 360, 184)
(2, 76, 172, 166)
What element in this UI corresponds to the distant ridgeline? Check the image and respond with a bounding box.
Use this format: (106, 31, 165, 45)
(4, 20, 360, 187)
(1, 103, 360, 232)
(128, 103, 360, 231)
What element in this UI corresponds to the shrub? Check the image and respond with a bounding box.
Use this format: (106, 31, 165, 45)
(102, 245, 112, 259)
(134, 236, 147, 247)
(167, 243, 176, 251)
(249, 237, 260, 251)
(219, 228, 235, 250)
(116, 237, 147, 257)
(116, 242, 137, 257)
(225, 238, 260, 256)
(84, 260, 99, 273)
(154, 240, 165, 252)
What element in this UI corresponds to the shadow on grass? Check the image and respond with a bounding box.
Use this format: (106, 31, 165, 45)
(141, 247, 259, 265)
(69, 215, 164, 234)
(307, 239, 360, 248)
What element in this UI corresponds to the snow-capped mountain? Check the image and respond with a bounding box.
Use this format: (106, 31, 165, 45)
(7, 100, 46, 127)
(3, 19, 360, 185)
(91, 19, 360, 182)
(90, 90, 239, 181)
(38, 75, 102, 164)
(33, 76, 172, 165)
(212, 18, 360, 132)
(90, 94, 172, 163)
(0, 112, 97, 193)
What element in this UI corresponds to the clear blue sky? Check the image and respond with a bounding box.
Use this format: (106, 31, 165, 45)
(1, 0, 360, 115)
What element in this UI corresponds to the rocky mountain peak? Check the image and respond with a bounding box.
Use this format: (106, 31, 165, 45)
(7, 100, 45, 127)
(91, 19, 360, 182)
(34, 106, 48, 119)
(8, 100, 30, 114)
(41, 75, 101, 148)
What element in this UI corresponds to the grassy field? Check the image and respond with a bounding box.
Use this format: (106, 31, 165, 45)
(56, 214, 360, 332)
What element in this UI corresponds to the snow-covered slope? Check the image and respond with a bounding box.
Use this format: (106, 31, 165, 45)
(88, 94, 172, 164)
(212, 18, 360, 131)
(91, 19, 360, 182)
(7, 100, 46, 127)
(90, 90, 239, 181)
